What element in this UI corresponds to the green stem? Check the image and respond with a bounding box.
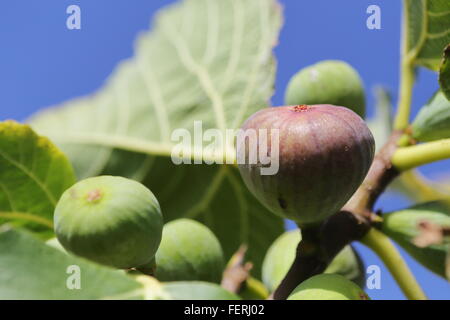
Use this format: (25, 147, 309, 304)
(0, 212, 54, 229)
(361, 228, 427, 300)
(394, 60, 415, 130)
(394, 1, 415, 130)
(392, 138, 450, 171)
(396, 170, 449, 202)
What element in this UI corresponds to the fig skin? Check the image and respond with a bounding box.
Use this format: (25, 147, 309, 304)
(285, 60, 366, 118)
(262, 230, 365, 292)
(155, 219, 225, 283)
(237, 104, 375, 225)
(54, 176, 163, 269)
(287, 274, 370, 300)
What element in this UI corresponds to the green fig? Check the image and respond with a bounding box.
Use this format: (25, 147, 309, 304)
(381, 201, 450, 278)
(237, 104, 375, 225)
(155, 219, 225, 283)
(163, 281, 241, 300)
(262, 230, 365, 292)
(285, 60, 366, 117)
(411, 91, 450, 142)
(54, 175, 163, 269)
(287, 274, 370, 300)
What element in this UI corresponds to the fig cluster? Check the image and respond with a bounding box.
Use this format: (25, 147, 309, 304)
(53, 178, 225, 285)
(237, 104, 375, 225)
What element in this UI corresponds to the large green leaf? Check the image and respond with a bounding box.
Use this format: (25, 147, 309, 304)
(0, 227, 241, 299)
(439, 44, 450, 99)
(29, 0, 284, 276)
(411, 90, 450, 142)
(404, 0, 450, 71)
(0, 227, 145, 299)
(0, 121, 76, 237)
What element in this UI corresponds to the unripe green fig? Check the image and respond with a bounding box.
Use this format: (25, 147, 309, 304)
(262, 230, 365, 291)
(237, 105, 375, 225)
(285, 60, 366, 117)
(163, 281, 241, 300)
(381, 201, 450, 278)
(287, 274, 370, 300)
(155, 219, 225, 283)
(411, 91, 450, 142)
(54, 175, 163, 269)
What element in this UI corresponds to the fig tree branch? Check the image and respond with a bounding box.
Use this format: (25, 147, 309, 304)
(221, 245, 253, 294)
(392, 138, 450, 171)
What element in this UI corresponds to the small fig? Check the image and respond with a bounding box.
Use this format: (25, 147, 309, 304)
(155, 219, 225, 283)
(287, 274, 370, 300)
(262, 230, 365, 291)
(285, 60, 366, 117)
(163, 281, 241, 300)
(381, 201, 450, 278)
(237, 104, 375, 225)
(54, 176, 163, 269)
(411, 91, 450, 142)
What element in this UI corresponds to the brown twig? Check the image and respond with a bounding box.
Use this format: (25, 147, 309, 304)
(221, 245, 253, 293)
(272, 131, 403, 300)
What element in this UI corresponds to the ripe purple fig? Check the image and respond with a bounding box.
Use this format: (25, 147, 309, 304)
(237, 104, 375, 225)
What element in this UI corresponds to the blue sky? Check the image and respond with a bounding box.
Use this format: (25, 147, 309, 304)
(0, 0, 449, 299)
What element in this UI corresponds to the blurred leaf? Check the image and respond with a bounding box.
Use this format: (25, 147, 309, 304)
(29, 0, 284, 276)
(381, 201, 450, 278)
(439, 44, 450, 99)
(163, 281, 240, 300)
(389, 169, 449, 203)
(367, 87, 393, 152)
(0, 227, 145, 299)
(239, 277, 269, 300)
(411, 91, 450, 142)
(404, 0, 450, 71)
(0, 121, 75, 237)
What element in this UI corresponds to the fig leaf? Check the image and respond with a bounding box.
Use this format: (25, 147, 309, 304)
(0, 227, 146, 299)
(28, 0, 284, 276)
(381, 201, 450, 278)
(404, 0, 450, 71)
(439, 44, 450, 100)
(0, 121, 76, 238)
(411, 91, 450, 142)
